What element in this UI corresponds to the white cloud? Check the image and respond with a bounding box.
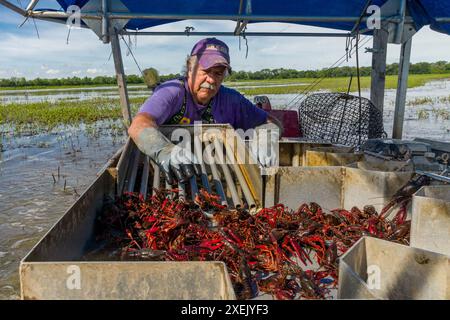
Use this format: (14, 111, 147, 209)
(46, 69, 60, 75)
(1, 14, 450, 79)
(86, 68, 101, 74)
(12, 69, 23, 76)
(0, 25, 107, 60)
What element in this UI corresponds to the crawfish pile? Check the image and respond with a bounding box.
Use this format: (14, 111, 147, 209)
(96, 188, 412, 300)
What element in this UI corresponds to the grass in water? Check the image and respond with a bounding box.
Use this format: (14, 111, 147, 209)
(1, 74, 449, 135)
(1, 73, 449, 95)
(232, 74, 450, 95)
(408, 96, 434, 106)
(0, 97, 146, 133)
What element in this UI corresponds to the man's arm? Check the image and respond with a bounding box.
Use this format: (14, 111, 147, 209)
(128, 112, 158, 143)
(128, 113, 199, 184)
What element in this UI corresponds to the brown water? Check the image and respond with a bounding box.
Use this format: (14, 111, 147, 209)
(0, 122, 127, 299)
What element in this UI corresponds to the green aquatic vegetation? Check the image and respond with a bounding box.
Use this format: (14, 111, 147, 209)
(0, 97, 144, 135)
(436, 109, 450, 120)
(439, 95, 450, 104)
(2, 74, 448, 97)
(408, 96, 434, 106)
(235, 74, 450, 96)
(430, 107, 450, 120)
(416, 109, 430, 120)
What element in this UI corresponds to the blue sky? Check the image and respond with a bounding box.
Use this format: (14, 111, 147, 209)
(1, 1, 450, 79)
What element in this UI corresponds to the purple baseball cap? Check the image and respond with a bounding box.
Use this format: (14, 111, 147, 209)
(190, 38, 231, 72)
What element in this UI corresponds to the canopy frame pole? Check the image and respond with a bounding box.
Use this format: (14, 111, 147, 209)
(25, 0, 39, 12)
(24, 10, 405, 22)
(119, 31, 350, 37)
(235, 21, 248, 36)
(0, 0, 26, 15)
(370, 27, 389, 114)
(394, 0, 406, 43)
(233, 0, 244, 35)
(110, 28, 132, 128)
(392, 37, 412, 139)
(101, 0, 109, 43)
(234, 0, 251, 35)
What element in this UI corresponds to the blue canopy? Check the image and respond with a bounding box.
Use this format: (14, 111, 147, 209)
(53, 0, 450, 36)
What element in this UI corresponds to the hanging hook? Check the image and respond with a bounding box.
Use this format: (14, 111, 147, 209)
(135, 28, 138, 50)
(66, 26, 72, 45)
(238, 25, 249, 59)
(185, 26, 195, 36)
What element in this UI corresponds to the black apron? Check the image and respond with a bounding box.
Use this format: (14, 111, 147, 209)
(166, 78, 214, 125)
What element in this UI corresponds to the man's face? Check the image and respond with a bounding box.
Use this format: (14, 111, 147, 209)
(188, 65, 227, 105)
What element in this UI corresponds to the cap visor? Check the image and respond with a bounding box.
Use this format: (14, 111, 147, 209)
(198, 54, 230, 71)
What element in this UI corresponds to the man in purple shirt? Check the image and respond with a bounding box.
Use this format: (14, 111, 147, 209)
(128, 38, 281, 183)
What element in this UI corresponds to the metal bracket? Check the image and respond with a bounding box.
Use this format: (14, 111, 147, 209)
(365, 47, 384, 54)
(81, 0, 129, 43)
(234, 0, 251, 35)
(184, 26, 195, 36)
(381, 0, 416, 44)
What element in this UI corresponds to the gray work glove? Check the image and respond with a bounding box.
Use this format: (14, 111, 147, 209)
(251, 122, 280, 168)
(135, 128, 200, 184)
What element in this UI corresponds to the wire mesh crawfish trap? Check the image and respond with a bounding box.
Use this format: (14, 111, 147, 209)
(298, 93, 385, 147)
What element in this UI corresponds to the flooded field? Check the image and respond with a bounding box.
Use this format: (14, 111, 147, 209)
(0, 79, 449, 299)
(0, 121, 127, 299)
(258, 79, 450, 141)
(0, 82, 308, 104)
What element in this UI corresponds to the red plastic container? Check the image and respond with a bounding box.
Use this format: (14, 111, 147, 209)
(268, 110, 301, 138)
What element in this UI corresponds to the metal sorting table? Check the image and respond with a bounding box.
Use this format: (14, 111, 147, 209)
(19, 128, 450, 299)
(338, 237, 449, 299)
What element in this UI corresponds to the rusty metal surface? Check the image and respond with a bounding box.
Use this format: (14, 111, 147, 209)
(355, 154, 414, 172)
(305, 148, 362, 167)
(411, 186, 450, 256)
(338, 237, 449, 300)
(21, 261, 235, 300)
(97, 145, 123, 176)
(278, 141, 333, 167)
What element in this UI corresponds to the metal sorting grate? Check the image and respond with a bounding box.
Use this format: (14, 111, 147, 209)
(117, 134, 260, 210)
(298, 93, 385, 147)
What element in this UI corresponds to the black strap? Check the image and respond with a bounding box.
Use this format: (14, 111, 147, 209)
(167, 79, 214, 125)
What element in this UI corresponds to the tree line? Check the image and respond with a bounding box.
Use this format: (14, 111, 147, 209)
(2, 61, 450, 88)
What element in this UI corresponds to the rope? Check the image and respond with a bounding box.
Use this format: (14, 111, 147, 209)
(242, 26, 249, 58)
(355, 31, 363, 146)
(66, 26, 71, 44)
(349, 0, 371, 146)
(16, 0, 40, 39)
(285, 35, 371, 108)
(336, 74, 353, 143)
(120, 34, 143, 75)
(286, 0, 373, 109)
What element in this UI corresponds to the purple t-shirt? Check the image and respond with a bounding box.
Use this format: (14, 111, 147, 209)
(138, 78, 268, 131)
